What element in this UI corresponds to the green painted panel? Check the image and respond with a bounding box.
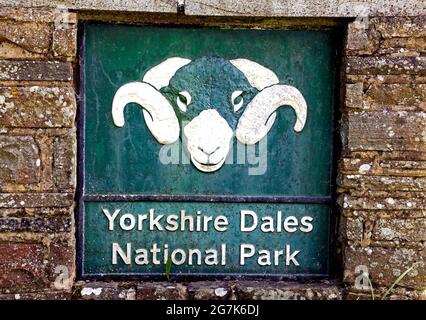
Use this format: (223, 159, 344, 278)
(83, 23, 337, 196)
(81, 23, 338, 277)
(82, 202, 330, 276)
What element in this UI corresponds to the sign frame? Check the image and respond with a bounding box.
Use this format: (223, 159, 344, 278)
(76, 21, 343, 281)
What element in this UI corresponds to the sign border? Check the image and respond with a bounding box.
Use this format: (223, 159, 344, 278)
(76, 21, 343, 281)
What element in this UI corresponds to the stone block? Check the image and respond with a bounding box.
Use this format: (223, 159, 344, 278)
(363, 84, 426, 111)
(75, 282, 136, 300)
(234, 281, 342, 300)
(0, 61, 73, 81)
(0, 86, 76, 128)
(375, 17, 426, 38)
(53, 134, 75, 190)
(347, 111, 426, 151)
(347, 56, 426, 75)
(373, 218, 426, 242)
(344, 246, 425, 289)
(136, 282, 187, 300)
(0, 136, 40, 185)
(187, 281, 233, 300)
(0, 216, 72, 232)
(53, 27, 77, 58)
(0, 21, 51, 54)
(0, 193, 74, 208)
(0, 243, 47, 291)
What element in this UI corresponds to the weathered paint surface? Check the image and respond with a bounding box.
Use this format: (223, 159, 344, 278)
(81, 23, 338, 277)
(82, 201, 330, 276)
(83, 23, 337, 196)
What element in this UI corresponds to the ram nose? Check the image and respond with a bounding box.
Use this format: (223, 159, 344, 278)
(183, 109, 233, 172)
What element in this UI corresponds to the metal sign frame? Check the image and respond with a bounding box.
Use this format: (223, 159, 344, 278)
(76, 21, 344, 281)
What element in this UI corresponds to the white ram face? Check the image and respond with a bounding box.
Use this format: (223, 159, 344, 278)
(111, 56, 308, 173)
(183, 109, 233, 172)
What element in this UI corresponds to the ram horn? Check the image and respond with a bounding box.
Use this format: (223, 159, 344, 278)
(235, 84, 307, 145)
(230, 58, 279, 90)
(143, 57, 191, 90)
(112, 82, 180, 144)
(112, 57, 191, 144)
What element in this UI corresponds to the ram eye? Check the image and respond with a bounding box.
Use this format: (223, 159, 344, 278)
(176, 91, 191, 112)
(231, 90, 244, 112)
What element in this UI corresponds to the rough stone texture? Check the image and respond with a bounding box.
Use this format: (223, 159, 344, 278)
(0, 61, 73, 81)
(347, 112, 426, 151)
(52, 11, 77, 59)
(136, 282, 188, 300)
(345, 83, 364, 109)
(373, 218, 426, 242)
(380, 38, 426, 55)
(0, 193, 74, 208)
(346, 83, 426, 111)
(2, 0, 426, 17)
(184, 1, 426, 17)
(340, 151, 426, 178)
(0, 243, 47, 291)
(0, 291, 71, 300)
(188, 281, 233, 300)
(375, 17, 426, 38)
(364, 84, 426, 111)
(0, 86, 76, 128)
(53, 28, 77, 58)
(234, 281, 342, 300)
(0, 6, 424, 300)
(0, 1, 177, 13)
(341, 194, 426, 211)
(74, 282, 136, 300)
(0, 136, 40, 185)
(53, 134, 75, 190)
(341, 216, 426, 246)
(0, 216, 72, 232)
(347, 56, 426, 76)
(341, 16, 426, 298)
(344, 246, 425, 289)
(340, 175, 426, 191)
(0, 7, 57, 23)
(346, 23, 380, 55)
(0, 7, 76, 298)
(0, 41, 45, 60)
(0, 20, 52, 54)
(74, 280, 344, 300)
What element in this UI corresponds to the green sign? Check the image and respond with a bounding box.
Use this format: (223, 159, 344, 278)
(80, 23, 338, 278)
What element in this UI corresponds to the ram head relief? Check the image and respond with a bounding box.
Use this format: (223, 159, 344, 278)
(112, 56, 308, 173)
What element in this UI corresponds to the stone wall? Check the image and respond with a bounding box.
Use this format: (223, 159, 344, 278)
(0, 5, 424, 300)
(0, 7, 76, 299)
(341, 17, 426, 299)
